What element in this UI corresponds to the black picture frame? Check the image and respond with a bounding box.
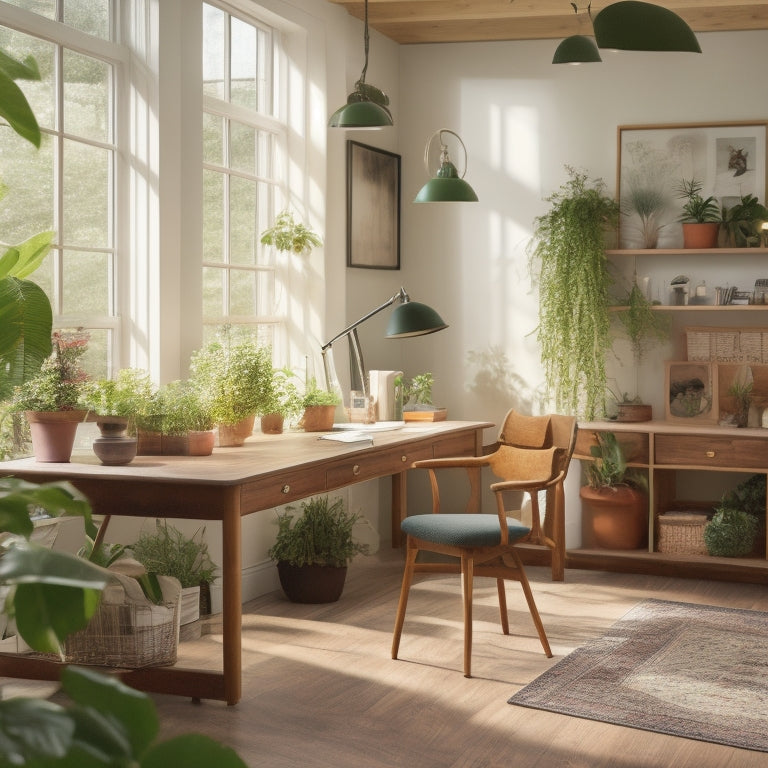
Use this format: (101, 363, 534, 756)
(347, 141, 401, 269)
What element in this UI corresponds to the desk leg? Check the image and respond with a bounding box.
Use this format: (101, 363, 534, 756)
(391, 471, 406, 547)
(221, 487, 242, 706)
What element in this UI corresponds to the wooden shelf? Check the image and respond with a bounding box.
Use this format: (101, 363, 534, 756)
(606, 248, 768, 257)
(609, 304, 768, 311)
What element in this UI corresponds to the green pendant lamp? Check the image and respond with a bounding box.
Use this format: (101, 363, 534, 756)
(414, 129, 478, 203)
(553, 34, 602, 64)
(593, 1, 701, 52)
(329, 0, 392, 128)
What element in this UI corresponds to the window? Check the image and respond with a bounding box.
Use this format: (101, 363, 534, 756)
(201, 1, 285, 350)
(0, 1, 121, 378)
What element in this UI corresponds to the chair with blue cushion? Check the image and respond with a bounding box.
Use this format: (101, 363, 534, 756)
(391, 410, 577, 677)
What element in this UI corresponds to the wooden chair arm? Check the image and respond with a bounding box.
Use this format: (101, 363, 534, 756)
(490, 470, 566, 494)
(411, 455, 491, 470)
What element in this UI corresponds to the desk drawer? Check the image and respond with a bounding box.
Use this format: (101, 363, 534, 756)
(241, 468, 322, 509)
(655, 434, 768, 469)
(326, 444, 433, 488)
(575, 429, 649, 464)
(431, 432, 478, 458)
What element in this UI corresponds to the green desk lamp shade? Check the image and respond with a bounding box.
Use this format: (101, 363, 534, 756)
(386, 300, 448, 338)
(415, 129, 478, 203)
(593, 1, 701, 52)
(553, 35, 602, 64)
(328, 99, 393, 128)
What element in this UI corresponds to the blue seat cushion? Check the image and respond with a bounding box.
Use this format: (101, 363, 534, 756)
(401, 514, 530, 548)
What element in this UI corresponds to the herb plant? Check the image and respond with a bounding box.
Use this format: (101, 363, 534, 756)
(675, 178, 721, 223)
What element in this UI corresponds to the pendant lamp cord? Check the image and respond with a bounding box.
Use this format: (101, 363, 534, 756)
(360, 0, 370, 86)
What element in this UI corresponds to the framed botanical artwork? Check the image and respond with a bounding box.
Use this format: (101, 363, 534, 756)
(617, 120, 768, 249)
(665, 361, 718, 424)
(347, 141, 401, 269)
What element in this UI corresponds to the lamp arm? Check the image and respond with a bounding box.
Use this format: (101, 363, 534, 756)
(321, 287, 408, 351)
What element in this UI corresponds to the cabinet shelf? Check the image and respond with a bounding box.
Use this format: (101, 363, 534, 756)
(606, 248, 768, 257)
(609, 304, 768, 311)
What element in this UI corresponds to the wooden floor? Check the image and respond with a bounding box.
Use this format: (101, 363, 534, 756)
(6, 549, 768, 767)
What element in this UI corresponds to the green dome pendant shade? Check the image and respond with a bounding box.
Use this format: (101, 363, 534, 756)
(552, 35, 602, 64)
(328, 0, 392, 128)
(415, 129, 478, 203)
(593, 1, 702, 52)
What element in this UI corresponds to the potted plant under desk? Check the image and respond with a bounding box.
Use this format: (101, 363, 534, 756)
(580, 431, 649, 550)
(268, 496, 369, 603)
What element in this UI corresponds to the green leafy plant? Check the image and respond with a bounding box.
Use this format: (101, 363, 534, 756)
(528, 166, 620, 420)
(675, 178, 721, 223)
(157, 379, 214, 435)
(268, 495, 369, 568)
(585, 431, 647, 491)
(722, 193, 768, 247)
(301, 378, 341, 408)
(727, 365, 753, 427)
(614, 279, 670, 363)
(720, 474, 765, 520)
(262, 366, 303, 418)
(704, 506, 758, 557)
(80, 368, 154, 420)
(130, 521, 216, 588)
(404, 372, 434, 406)
(260, 210, 322, 255)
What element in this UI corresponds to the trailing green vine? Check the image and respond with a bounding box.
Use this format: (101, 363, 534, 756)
(614, 279, 670, 363)
(528, 167, 620, 420)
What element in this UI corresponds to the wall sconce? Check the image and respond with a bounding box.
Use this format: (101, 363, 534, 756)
(414, 129, 478, 203)
(321, 287, 447, 404)
(328, 0, 393, 128)
(593, 1, 701, 53)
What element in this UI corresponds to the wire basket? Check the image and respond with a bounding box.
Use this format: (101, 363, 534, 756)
(62, 600, 178, 668)
(658, 513, 709, 555)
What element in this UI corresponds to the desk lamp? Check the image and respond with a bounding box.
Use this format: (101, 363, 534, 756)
(321, 287, 447, 405)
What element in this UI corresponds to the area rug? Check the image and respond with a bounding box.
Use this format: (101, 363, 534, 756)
(509, 598, 768, 752)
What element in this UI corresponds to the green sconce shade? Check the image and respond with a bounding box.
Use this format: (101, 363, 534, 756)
(593, 1, 701, 52)
(414, 129, 478, 203)
(552, 35, 602, 64)
(386, 300, 448, 338)
(328, 99, 393, 128)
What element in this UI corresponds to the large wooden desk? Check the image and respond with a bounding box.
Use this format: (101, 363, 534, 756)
(0, 420, 491, 705)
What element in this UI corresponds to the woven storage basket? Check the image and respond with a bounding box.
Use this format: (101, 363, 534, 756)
(658, 513, 709, 555)
(62, 600, 178, 668)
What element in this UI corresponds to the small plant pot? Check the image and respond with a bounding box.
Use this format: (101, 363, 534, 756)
(260, 413, 285, 435)
(299, 405, 335, 432)
(682, 222, 719, 249)
(217, 414, 256, 447)
(276, 562, 347, 603)
(25, 410, 87, 463)
(616, 403, 652, 423)
(188, 430, 215, 456)
(581, 485, 648, 550)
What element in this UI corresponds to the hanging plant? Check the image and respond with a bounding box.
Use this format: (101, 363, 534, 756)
(260, 210, 322, 255)
(614, 278, 670, 364)
(528, 166, 620, 420)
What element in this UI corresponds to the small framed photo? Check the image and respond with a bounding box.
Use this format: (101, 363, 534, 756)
(665, 361, 718, 424)
(347, 141, 401, 269)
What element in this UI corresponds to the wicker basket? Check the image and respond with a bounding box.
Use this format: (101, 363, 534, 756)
(658, 513, 709, 555)
(62, 600, 178, 668)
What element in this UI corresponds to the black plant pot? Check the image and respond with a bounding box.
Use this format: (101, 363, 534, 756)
(276, 562, 347, 603)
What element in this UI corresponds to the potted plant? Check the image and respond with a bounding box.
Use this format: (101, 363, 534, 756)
(268, 495, 369, 603)
(402, 372, 447, 421)
(722, 193, 768, 247)
(726, 365, 753, 428)
(189, 327, 273, 446)
(130, 521, 217, 625)
(155, 380, 215, 456)
(580, 431, 649, 550)
(704, 505, 758, 557)
(528, 166, 620, 420)
(675, 178, 721, 248)
(260, 366, 302, 434)
(298, 379, 341, 432)
(81, 368, 154, 435)
(259, 210, 322, 255)
(10, 329, 90, 462)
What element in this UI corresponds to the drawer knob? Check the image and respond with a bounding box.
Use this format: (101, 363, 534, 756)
(281, 484, 290, 494)
(352, 464, 361, 476)
(401, 455, 408, 463)
(705, 450, 715, 459)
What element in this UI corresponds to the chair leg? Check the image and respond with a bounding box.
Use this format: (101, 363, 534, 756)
(496, 578, 509, 635)
(509, 550, 553, 658)
(391, 545, 419, 660)
(461, 553, 474, 678)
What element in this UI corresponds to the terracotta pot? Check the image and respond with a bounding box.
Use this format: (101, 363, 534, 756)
(580, 485, 648, 550)
(616, 403, 652, 423)
(260, 413, 285, 435)
(25, 410, 87, 463)
(188, 430, 215, 456)
(299, 405, 335, 432)
(162, 433, 189, 456)
(276, 562, 347, 603)
(136, 429, 162, 456)
(682, 222, 719, 249)
(217, 414, 256, 447)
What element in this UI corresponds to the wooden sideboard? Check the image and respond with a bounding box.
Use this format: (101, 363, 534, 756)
(568, 420, 768, 583)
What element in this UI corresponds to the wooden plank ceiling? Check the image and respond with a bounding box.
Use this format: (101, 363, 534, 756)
(325, 1, 768, 45)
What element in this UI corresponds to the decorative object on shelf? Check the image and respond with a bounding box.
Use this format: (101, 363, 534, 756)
(414, 128, 478, 202)
(593, 1, 701, 53)
(347, 141, 401, 268)
(321, 286, 447, 412)
(401, 372, 448, 421)
(609, 390, 652, 423)
(675, 178, 721, 249)
(580, 431, 648, 550)
(552, 3, 601, 64)
(268, 496, 370, 603)
(666, 361, 716, 424)
(528, 166, 620, 419)
(722, 193, 768, 247)
(618, 121, 767, 249)
(328, 0, 392, 128)
(704, 505, 758, 557)
(726, 364, 753, 428)
(92, 434, 138, 465)
(658, 512, 709, 555)
(259, 210, 322, 256)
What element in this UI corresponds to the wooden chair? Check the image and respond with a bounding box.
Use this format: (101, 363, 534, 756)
(391, 410, 577, 677)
